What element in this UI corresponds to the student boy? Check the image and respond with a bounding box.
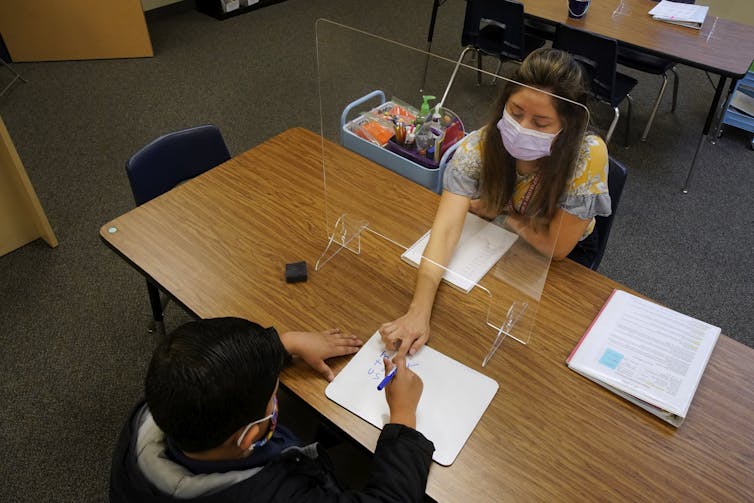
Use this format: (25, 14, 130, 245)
(109, 317, 434, 502)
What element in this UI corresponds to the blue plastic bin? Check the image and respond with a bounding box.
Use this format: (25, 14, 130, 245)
(340, 90, 461, 194)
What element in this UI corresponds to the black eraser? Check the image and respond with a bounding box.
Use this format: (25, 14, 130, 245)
(285, 261, 308, 283)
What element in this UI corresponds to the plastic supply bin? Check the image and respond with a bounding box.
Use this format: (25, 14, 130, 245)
(340, 90, 463, 194)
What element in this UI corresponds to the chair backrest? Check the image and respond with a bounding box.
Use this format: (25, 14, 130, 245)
(461, 0, 528, 60)
(553, 24, 618, 103)
(125, 125, 230, 206)
(589, 156, 628, 270)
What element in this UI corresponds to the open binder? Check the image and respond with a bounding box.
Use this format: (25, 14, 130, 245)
(567, 290, 720, 426)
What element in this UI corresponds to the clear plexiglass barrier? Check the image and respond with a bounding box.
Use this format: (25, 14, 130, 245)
(315, 20, 589, 363)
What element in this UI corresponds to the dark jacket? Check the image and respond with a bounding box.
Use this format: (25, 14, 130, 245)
(109, 402, 434, 503)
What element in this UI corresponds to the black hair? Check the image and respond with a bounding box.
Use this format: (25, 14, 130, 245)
(145, 317, 287, 453)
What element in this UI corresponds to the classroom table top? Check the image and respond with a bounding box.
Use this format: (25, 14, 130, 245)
(101, 127, 754, 502)
(518, 0, 754, 77)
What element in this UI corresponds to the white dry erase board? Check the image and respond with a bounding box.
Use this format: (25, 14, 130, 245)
(325, 331, 499, 465)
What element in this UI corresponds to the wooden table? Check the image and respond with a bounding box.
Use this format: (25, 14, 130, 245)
(101, 128, 754, 502)
(424, 0, 754, 192)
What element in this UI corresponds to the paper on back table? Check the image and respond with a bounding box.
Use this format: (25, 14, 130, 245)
(325, 331, 499, 465)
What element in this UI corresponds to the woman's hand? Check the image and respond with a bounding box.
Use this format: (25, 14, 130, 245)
(469, 198, 498, 220)
(379, 309, 430, 356)
(280, 328, 363, 382)
(379, 192, 469, 356)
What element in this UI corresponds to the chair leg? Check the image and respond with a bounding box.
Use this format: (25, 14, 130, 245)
(476, 50, 483, 86)
(440, 46, 474, 108)
(146, 281, 165, 336)
(641, 73, 668, 142)
(488, 59, 504, 86)
(670, 66, 680, 112)
(605, 106, 620, 144)
(624, 95, 633, 148)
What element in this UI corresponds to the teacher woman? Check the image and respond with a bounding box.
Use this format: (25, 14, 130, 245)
(380, 48, 611, 355)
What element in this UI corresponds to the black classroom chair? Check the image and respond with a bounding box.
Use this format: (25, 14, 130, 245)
(617, 0, 695, 141)
(567, 156, 628, 271)
(440, 0, 546, 104)
(553, 24, 638, 146)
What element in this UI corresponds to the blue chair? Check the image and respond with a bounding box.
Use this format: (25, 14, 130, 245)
(125, 125, 231, 334)
(568, 156, 628, 271)
(617, 0, 695, 141)
(553, 24, 638, 146)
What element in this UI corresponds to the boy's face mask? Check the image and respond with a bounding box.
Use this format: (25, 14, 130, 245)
(496, 108, 560, 161)
(236, 394, 278, 452)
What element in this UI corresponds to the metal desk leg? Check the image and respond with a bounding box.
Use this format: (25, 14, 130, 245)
(146, 280, 166, 336)
(420, 0, 442, 92)
(681, 75, 728, 194)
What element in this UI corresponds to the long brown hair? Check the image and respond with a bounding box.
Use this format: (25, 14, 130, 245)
(480, 48, 589, 227)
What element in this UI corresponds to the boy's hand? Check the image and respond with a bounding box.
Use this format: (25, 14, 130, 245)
(280, 329, 362, 382)
(383, 353, 423, 429)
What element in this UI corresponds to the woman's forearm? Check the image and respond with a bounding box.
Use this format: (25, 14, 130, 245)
(408, 192, 471, 317)
(506, 210, 589, 260)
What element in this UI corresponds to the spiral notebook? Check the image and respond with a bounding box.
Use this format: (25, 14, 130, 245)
(567, 290, 720, 426)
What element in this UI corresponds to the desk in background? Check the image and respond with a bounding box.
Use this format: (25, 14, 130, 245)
(423, 0, 754, 192)
(101, 128, 754, 501)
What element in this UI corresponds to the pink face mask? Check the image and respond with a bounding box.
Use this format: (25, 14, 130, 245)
(496, 109, 560, 161)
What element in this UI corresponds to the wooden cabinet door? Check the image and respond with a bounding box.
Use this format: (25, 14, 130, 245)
(0, 0, 153, 62)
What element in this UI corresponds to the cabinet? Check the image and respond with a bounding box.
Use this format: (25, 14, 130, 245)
(0, 0, 151, 62)
(0, 115, 57, 257)
(196, 0, 287, 20)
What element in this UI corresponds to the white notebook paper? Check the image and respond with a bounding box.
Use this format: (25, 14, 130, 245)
(566, 290, 720, 426)
(401, 212, 518, 293)
(326, 331, 499, 465)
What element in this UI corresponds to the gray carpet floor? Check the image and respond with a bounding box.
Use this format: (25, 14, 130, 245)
(1, 0, 752, 501)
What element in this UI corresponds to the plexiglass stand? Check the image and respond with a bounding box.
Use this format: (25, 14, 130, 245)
(315, 19, 589, 364)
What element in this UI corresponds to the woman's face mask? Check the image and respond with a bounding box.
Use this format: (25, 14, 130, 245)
(497, 108, 561, 161)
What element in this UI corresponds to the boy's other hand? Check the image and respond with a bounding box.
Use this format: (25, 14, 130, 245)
(281, 329, 363, 382)
(383, 354, 423, 429)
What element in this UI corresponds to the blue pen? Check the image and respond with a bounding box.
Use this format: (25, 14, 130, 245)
(376, 367, 397, 391)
